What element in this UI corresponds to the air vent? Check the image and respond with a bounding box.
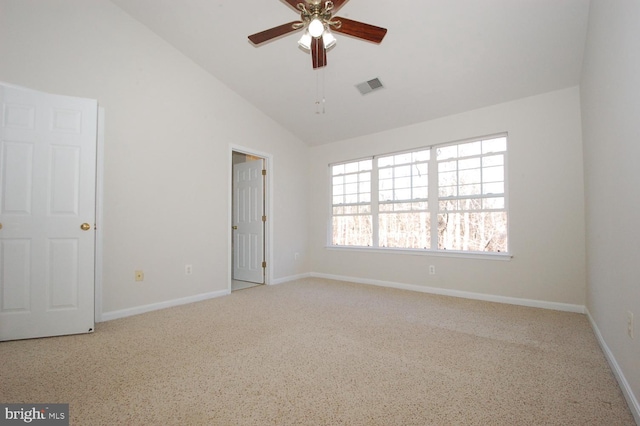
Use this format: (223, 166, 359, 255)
(356, 78, 384, 95)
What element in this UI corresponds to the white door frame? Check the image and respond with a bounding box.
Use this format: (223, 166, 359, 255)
(94, 108, 105, 323)
(228, 145, 272, 290)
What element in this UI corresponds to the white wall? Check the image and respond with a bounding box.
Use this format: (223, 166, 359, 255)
(0, 0, 309, 315)
(580, 0, 640, 418)
(308, 87, 586, 307)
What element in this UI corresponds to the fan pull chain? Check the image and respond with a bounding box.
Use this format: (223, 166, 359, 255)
(315, 64, 326, 115)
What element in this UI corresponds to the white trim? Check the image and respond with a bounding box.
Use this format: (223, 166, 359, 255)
(94, 107, 105, 323)
(325, 245, 513, 261)
(100, 289, 230, 322)
(228, 145, 274, 290)
(310, 272, 585, 313)
(586, 308, 640, 424)
(271, 273, 312, 285)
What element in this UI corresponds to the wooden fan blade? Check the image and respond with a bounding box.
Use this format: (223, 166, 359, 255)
(248, 21, 303, 45)
(311, 37, 327, 69)
(332, 17, 387, 44)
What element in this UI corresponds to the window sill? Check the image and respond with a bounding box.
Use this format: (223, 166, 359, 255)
(325, 245, 513, 261)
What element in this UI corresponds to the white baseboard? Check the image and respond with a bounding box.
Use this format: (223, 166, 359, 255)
(586, 309, 640, 424)
(99, 289, 230, 322)
(270, 273, 312, 285)
(310, 272, 585, 313)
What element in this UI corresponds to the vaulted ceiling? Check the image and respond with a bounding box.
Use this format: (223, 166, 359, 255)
(109, 0, 590, 146)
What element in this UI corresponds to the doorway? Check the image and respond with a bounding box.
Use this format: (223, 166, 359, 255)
(231, 149, 269, 291)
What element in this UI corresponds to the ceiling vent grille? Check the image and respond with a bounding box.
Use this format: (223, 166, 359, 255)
(356, 78, 384, 95)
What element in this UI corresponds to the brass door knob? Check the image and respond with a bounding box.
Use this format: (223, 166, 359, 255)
(232, 226, 238, 230)
(0, 223, 2, 230)
(80, 223, 91, 231)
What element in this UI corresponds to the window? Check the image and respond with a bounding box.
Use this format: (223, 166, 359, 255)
(330, 135, 508, 253)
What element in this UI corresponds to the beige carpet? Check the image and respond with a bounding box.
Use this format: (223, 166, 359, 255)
(0, 278, 635, 425)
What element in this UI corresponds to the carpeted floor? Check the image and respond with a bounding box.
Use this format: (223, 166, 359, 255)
(0, 278, 636, 425)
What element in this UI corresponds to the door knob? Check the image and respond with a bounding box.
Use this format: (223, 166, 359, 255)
(232, 226, 238, 230)
(80, 223, 91, 231)
(0, 223, 2, 230)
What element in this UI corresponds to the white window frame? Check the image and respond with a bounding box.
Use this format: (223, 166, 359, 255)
(328, 133, 510, 258)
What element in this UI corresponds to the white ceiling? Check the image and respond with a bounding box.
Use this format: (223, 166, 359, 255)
(109, 0, 591, 146)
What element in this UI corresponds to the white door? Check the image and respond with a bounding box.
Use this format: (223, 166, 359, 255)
(233, 159, 264, 283)
(0, 83, 97, 341)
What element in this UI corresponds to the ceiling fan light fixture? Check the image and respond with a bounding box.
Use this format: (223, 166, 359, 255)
(298, 31, 312, 50)
(308, 18, 325, 38)
(322, 29, 336, 49)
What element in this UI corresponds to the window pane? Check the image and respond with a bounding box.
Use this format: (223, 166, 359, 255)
(332, 164, 344, 175)
(413, 163, 428, 176)
(394, 153, 412, 165)
(439, 160, 457, 172)
(380, 190, 393, 201)
(345, 194, 358, 203)
(379, 212, 430, 248)
(396, 177, 411, 189)
(413, 187, 428, 199)
(379, 179, 393, 191)
(379, 168, 393, 179)
(345, 183, 357, 195)
(332, 215, 372, 246)
(439, 186, 457, 197)
(359, 160, 372, 171)
(458, 141, 481, 157)
(439, 171, 457, 186)
(344, 162, 359, 173)
(459, 169, 481, 184)
(395, 165, 411, 177)
(483, 182, 504, 195)
(395, 188, 411, 200)
(482, 155, 503, 167)
(483, 166, 504, 183)
(483, 197, 505, 209)
(459, 158, 480, 170)
(333, 196, 343, 205)
(459, 184, 481, 196)
(378, 156, 393, 168)
(413, 150, 430, 162)
(482, 137, 507, 154)
(437, 212, 507, 252)
(459, 198, 482, 210)
(437, 145, 458, 160)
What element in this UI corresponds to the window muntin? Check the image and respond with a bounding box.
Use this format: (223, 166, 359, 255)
(330, 135, 508, 253)
(331, 159, 373, 246)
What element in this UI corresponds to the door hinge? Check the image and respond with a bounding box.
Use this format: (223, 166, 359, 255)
(262, 215, 267, 222)
(262, 261, 267, 268)
(262, 169, 267, 176)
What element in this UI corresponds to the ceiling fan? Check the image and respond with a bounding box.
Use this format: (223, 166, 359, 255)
(248, 0, 387, 69)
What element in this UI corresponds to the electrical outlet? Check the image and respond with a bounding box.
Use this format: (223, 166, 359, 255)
(185, 264, 193, 275)
(429, 265, 436, 275)
(627, 311, 634, 339)
(135, 270, 144, 282)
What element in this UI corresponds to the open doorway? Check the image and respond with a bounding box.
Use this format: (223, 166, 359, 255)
(231, 149, 268, 291)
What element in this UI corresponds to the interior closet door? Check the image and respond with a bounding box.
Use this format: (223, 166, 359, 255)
(0, 83, 97, 341)
(232, 158, 264, 283)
